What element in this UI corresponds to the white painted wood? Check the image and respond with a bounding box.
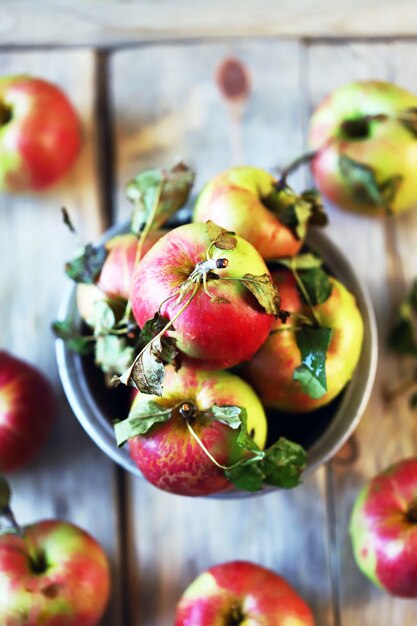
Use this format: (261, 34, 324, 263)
(0, 50, 121, 625)
(307, 41, 417, 626)
(111, 40, 334, 626)
(2, 0, 417, 46)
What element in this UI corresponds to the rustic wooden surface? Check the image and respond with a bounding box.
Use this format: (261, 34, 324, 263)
(2, 34, 417, 626)
(2, 1, 417, 46)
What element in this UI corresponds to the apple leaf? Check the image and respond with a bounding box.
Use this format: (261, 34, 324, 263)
(95, 335, 135, 376)
(242, 273, 280, 316)
(388, 279, 417, 356)
(210, 405, 245, 429)
(51, 318, 94, 355)
(128, 162, 195, 235)
(114, 313, 178, 395)
(293, 327, 332, 399)
(65, 243, 108, 284)
(298, 267, 333, 305)
(279, 253, 323, 271)
(205, 220, 237, 250)
(339, 155, 403, 214)
(263, 184, 327, 240)
(225, 438, 306, 492)
(114, 400, 173, 446)
(92, 300, 116, 336)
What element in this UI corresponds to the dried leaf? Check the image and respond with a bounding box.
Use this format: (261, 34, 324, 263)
(205, 220, 237, 250)
(242, 273, 280, 316)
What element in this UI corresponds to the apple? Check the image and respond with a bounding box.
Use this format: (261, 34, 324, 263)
(193, 166, 303, 259)
(0, 76, 81, 193)
(243, 269, 363, 411)
(350, 458, 417, 598)
(0, 351, 56, 473)
(130, 222, 277, 370)
(0, 479, 110, 625)
(309, 80, 417, 215)
(174, 560, 314, 626)
(123, 365, 267, 497)
(77, 229, 167, 325)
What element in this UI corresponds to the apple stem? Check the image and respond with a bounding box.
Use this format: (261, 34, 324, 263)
(407, 501, 417, 524)
(276, 136, 336, 187)
(0, 477, 22, 537)
(186, 421, 229, 470)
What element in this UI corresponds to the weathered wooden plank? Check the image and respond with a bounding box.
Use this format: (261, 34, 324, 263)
(111, 40, 334, 626)
(306, 41, 417, 625)
(0, 50, 121, 625)
(2, 0, 417, 47)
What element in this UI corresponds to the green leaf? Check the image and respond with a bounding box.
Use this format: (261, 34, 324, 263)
(339, 155, 403, 213)
(261, 438, 307, 488)
(294, 327, 332, 399)
(263, 184, 327, 240)
(95, 335, 135, 376)
(138, 313, 170, 348)
(114, 400, 172, 446)
(279, 254, 323, 271)
(92, 300, 116, 336)
(65, 243, 108, 284)
(128, 162, 195, 235)
(205, 220, 237, 250)
(51, 319, 94, 355)
(210, 405, 245, 429)
(298, 267, 333, 305)
(225, 437, 306, 492)
(388, 279, 417, 356)
(242, 273, 280, 316)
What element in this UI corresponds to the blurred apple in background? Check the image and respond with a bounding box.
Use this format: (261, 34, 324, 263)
(350, 458, 417, 598)
(309, 80, 417, 215)
(0, 478, 110, 625)
(174, 560, 314, 625)
(0, 351, 55, 473)
(0, 76, 81, 193)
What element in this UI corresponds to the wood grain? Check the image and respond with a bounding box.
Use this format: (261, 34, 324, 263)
(111, 40, 334, 626)
(306, 41, 417, 626)
(0, 50, 121, 625)
(2, 1, 417, 46)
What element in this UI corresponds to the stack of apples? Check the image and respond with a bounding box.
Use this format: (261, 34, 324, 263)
(59, 161, 365, 499)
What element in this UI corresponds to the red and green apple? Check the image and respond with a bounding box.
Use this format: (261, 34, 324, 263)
(174, 560, 314, 626)
(129, 221, 279, 371)
(117, 365, 268, 497)
(0, 76, 81, 193)
(193, 166, 306, 259)
(350, 457, 417, 598)
(0, 351, 55, 473)
(309, 80, 417, 215)
(243, 269, 363, 411)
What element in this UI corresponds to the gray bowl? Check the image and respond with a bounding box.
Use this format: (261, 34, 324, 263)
(55, 222, 377, 497)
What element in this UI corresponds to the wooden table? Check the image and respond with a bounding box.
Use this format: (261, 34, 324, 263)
(2, 30, 417, 626)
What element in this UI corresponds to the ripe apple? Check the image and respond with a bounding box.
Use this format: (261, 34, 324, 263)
(243, 269, 363, 411)
(350, 458, 417, 598)
(130, 222, 276, 370)
(309, 80, 417, 215)
(125, 365, 267, 496)
(193, 166, 302, 259)
(174, 560, 314, 626)
(0, 76, 81, 193)
(0, 351, 56, 473)
(77, 229, 167, 325)
(0, 482, 110, 626)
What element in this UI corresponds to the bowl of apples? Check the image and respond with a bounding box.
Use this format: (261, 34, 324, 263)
(55, 163, 377, 499)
